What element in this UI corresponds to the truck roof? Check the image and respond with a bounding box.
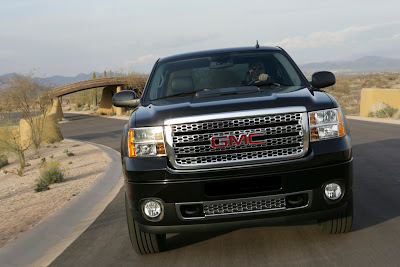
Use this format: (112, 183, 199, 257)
(158, 46, 282, 63)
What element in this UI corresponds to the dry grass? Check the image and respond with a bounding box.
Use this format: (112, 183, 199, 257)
(324, 72, 400, 115)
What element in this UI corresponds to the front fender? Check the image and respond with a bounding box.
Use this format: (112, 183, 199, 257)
(121, 124, 129, 159)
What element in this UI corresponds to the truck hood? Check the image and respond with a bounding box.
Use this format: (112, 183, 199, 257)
(130, 87, 335, 127)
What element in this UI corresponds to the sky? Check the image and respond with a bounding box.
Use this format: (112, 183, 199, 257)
(1, 0, 400, 77)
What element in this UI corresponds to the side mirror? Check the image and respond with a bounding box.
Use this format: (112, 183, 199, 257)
(112, 90, 140, 108)
(311, 71, 335, 89)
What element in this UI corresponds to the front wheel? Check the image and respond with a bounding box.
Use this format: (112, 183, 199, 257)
(320, 195, 353, 234)
(125, 194, 166, 254)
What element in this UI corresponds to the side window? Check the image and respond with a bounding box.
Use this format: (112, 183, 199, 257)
(274, 54, 302, 85)
(149, 66, 168, 99)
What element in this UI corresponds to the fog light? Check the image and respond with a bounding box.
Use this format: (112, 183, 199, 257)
(324, 183, 342, 200)
(142, 200, 162, 219)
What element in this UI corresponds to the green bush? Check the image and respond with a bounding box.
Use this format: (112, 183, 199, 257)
(63, 149, 75, 157)
(0, 154, 9, 168)
(35, 159, 65, 192)
(374, 106, 398, 118)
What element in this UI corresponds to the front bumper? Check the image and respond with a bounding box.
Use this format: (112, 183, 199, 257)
(139, 202, 349, 233)
(125, 157, 353, 233)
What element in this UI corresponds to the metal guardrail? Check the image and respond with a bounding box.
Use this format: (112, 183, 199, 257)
(51, 77, 129, 97)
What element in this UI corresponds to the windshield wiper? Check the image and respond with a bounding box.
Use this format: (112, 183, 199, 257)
(254, 81, 290, 87)
(154, 90, 203, 100)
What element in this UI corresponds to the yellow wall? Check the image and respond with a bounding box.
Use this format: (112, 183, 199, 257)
(98, 85, 126, 115)
(19, 113, 63, 145)
(49, 97, 64, 121)
(360, 88, 400, 116)
(98, 86, 116, 115)
(0, 114, 62, 151)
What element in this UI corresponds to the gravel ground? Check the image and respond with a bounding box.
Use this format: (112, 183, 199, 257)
(0, 139, 109, 248)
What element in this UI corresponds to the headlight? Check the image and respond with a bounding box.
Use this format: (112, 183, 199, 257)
(128, 127, 166, 157)
(309, 108, 346, 142)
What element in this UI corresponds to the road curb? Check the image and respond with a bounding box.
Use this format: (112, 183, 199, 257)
(0, 141, 123, 267)
(347, 115, 400, 125)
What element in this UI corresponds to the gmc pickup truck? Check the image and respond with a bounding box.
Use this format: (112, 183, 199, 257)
(112, 46, 353, 255)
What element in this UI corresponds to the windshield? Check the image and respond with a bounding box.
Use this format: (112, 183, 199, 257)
(147, 51, 307, 100)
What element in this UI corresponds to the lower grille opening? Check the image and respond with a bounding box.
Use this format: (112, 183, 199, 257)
(286, 193, 308, 208)
(176, 191, 312, 220)
(205, 176, 281, 197)
(180, 204, 204, 218)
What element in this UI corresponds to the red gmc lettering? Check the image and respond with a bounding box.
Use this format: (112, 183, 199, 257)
(211, 136, 228, 148)
(211, 133, 265, 148)
(248, 133, 265, 144)
(229, 135, 248, 146)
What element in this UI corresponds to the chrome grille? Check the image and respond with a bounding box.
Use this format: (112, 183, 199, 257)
(172, 113, 301, 132)
(165, 109, 308, 169)
(173, 124, 302, 144)
(176, 147, 303, 165)
(175, 190, 312, 220)
(203, 197, 286, 215)
(175, 136, 303, 155)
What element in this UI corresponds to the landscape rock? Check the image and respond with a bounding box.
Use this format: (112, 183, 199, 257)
(369, 102, 388, 113)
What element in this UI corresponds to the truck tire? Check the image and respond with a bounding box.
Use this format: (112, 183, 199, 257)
(320, 195, 353, 234)
(125, 194, 166, 254)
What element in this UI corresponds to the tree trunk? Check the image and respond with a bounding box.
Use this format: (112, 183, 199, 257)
(18, 151, 25, 176)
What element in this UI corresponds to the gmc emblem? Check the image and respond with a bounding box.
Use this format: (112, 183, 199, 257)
(210, 133, 264, 148)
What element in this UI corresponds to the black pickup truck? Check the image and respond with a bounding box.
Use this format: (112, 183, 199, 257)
(112, 46, 353, 255)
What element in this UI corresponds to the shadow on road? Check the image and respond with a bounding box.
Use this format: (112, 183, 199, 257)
(65, 129, 123, 142)
(351, 138, 400, 231)
(165, 231, 233, 251)
(61, 113, 93, 121)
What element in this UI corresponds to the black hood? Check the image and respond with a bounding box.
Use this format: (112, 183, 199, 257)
(129, 87, 335, 128)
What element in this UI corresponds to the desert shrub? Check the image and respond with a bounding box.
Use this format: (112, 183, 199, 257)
(35, 159, 65, 192)
(110, 112, 116, 116)
(374, 106, 398, 118)
(63, 149, 75, 157)
(0, 154, 8, 168)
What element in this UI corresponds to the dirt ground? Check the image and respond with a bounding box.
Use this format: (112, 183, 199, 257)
(0, 139, 109, 248)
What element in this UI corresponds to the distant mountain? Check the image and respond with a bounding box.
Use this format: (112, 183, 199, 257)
(37, 73, 102, 85)
(0, 72, 102, 89)
(300, 56, 400, 75)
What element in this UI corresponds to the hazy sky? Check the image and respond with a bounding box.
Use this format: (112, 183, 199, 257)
(1, 0, 400, 76)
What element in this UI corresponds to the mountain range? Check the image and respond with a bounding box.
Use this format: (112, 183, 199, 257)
(299, 56, 400, 75)
(0, 72, 101, 89)
(1, 56, 400, 88)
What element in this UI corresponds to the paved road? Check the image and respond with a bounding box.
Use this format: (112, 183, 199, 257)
(52, 113, 400, 266)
